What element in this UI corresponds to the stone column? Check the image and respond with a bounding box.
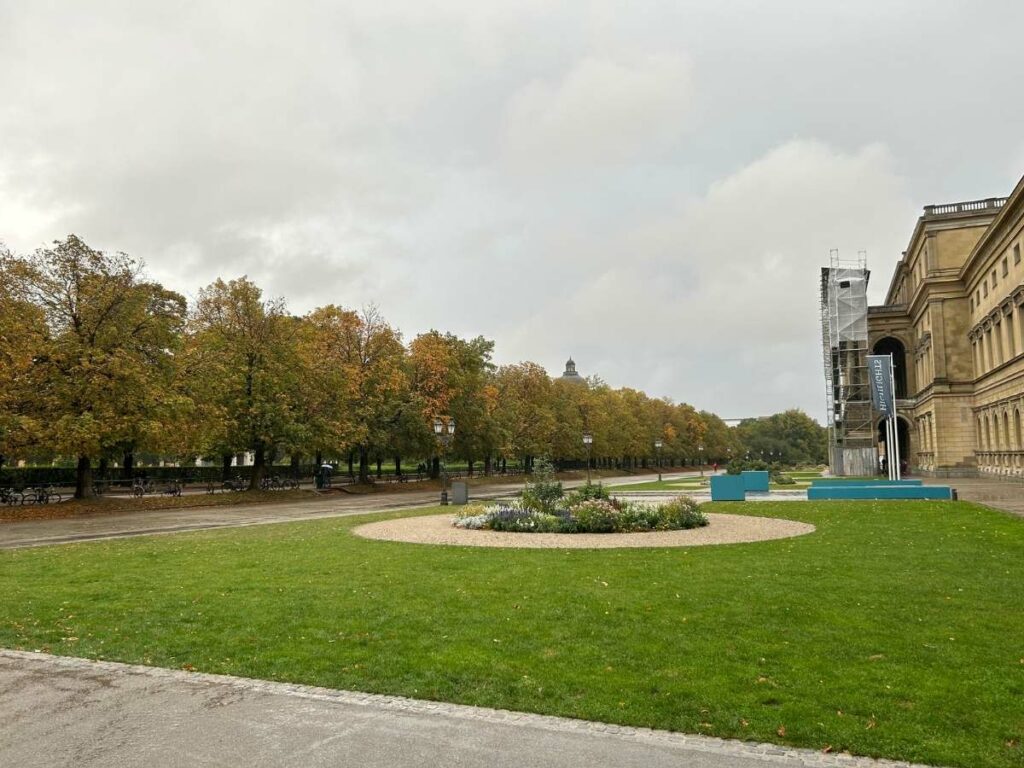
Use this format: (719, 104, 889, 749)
(1015, 300, 1024, 361)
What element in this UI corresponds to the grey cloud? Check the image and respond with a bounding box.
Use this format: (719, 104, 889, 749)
(2, 0, 1022, 420)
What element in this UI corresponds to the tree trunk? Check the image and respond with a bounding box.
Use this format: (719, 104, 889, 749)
(348, 452, 354, 477)
(394, 455, 401, 476)
(501, 457, 507, 473)
(290, 453, 300, 477)
(75, 455, 95, 499)
(430, 456, 440, 479)
(248, 443, 266, 491)
(467, 459, 474, 476)
(376, 456, 382, 478)
(122, 452, 134, 478)
(222, 453, 233, 480)
(358, 446, 370, 484)
(314, 450, 322, 469)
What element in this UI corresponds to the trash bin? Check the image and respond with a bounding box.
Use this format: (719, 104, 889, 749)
(451, 481, 469, 505)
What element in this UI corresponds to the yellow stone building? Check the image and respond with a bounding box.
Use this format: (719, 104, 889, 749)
(868, 173, 1024, 476)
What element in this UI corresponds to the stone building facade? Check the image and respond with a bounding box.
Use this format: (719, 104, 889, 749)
(867, 173, 1024, 476)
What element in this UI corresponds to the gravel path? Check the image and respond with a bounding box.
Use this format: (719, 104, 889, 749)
(353, 512, 815, 549)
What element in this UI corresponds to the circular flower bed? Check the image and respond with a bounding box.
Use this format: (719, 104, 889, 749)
(454, 486, 707, 535)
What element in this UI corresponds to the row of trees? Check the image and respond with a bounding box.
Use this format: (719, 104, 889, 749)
(1, 236, 825, 498)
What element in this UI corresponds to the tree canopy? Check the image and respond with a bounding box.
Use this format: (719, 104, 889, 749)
(1, 235, 826, 495)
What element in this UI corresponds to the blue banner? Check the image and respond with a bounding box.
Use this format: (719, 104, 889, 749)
(867, 355, 895, 417)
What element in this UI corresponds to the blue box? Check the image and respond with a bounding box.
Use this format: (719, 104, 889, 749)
(807, 485, 953, 501)
(711, 475, 746, 501)
(740, 471, 770, 492)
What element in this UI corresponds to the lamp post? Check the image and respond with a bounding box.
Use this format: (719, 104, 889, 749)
(582, 432, 593, 485)
(654, 439, 663, 482)
(434, 416, 455, 505)
(698, 444, 705, 477)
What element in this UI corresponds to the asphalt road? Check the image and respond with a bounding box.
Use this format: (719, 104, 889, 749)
(0, 472, 703, 550)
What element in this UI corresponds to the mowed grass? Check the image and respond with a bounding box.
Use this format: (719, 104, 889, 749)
(1, 502, 1023, 767)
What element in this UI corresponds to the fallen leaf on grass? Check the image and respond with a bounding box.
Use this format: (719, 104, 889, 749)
(776, 725, 786, 737)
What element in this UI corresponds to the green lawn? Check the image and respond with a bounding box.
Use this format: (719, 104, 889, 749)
(605, 479, 708, 492)
(1, 501, 1022, 766)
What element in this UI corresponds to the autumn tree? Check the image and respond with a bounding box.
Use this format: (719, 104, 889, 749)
(332, 306, 409, 483)
(408, 331, 497, 475)
(492, 362, 555, 471)
(294, 305, 363, 467)
(15, 235, 186, 497)
(187, 277, 302, 489)
(0, 247, 47, 469)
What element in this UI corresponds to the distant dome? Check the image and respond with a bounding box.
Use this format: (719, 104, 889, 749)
(560, 357, 585, 384)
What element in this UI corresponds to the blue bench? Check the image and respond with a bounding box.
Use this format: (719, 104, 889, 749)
(807, 485, 953, 501)
(740, 470, 770, 492)
(810, 478, 922, 487)
(710, 475, 746, 501)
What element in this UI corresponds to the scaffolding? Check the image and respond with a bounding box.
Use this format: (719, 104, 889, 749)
(820, 251, 876, 476)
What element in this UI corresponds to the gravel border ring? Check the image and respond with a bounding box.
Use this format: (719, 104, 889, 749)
(353, 512, 815, 549)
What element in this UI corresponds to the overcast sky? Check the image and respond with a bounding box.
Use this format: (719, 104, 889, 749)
(2, 1, 1023, 420)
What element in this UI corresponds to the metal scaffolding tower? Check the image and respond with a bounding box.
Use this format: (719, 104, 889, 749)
(820, 251, 875, 476)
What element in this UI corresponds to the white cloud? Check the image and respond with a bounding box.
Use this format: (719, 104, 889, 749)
(500, 140, 915, 417)
(501, 53, 693, 171)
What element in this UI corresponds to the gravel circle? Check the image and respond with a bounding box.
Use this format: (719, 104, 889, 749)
(353, 512, 815, 549)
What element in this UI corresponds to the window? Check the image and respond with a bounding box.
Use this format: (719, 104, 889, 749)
(991, 269, 997, 287)
(970, 297, 975, 311)
(1002, 257, 1008, 277)
(1016, 243, 1022, 265)
(983, 280, 988, 298)
(977, 289, 982, 305)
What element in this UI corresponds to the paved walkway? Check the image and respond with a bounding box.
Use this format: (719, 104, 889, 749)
(922, 475, 1024, 516)
(0, 651, 933, 768)
(0, 473, 700, 550)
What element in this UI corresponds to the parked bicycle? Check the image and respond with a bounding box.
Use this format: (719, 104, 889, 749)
(159, 479, 183, 497)
(24, 485, 62, 505)
(259, 474, 300, 491)
(1, 487, 23, 506)
(131, 478, 155, 497)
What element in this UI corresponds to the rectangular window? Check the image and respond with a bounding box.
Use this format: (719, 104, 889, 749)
(970, 297, 975, 311)
(991, 269, 997, 287)
(1002, 257, 1009, 277)
(1016, 243, 1021, 265)
(983, 281, 988, 298)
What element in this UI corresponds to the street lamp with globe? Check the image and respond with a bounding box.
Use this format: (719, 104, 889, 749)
(434, 416, 456, 505)
(654, 438, 664, 482)
(582, 432, 593, 485)
(698, 444, 705, 477)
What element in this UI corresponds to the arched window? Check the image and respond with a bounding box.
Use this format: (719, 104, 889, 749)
(1004, 412, 1011, 451)
(1015, 409, 1023, 450)
(872, 338, 908, 397)
(979, 416, 986, 450)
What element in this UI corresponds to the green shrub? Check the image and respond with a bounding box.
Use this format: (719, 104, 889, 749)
(655, 497, 708, 530)
(521, 457, 563, 514)
(564, 482, 608, 506)
(569, 499, 622, 533)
